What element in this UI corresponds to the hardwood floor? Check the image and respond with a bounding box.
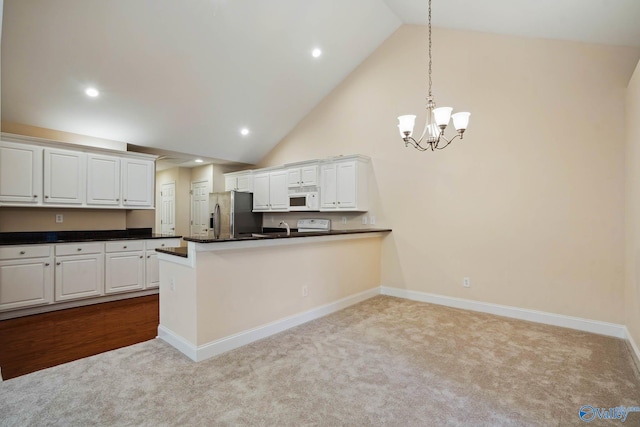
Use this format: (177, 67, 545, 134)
(0, 295, 159, 380)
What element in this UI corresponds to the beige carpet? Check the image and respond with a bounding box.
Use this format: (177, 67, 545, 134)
(1, 295, 639, 426)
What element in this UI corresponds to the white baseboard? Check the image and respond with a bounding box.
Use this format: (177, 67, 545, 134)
(159, 287, 380, 362)
(157, 326, 198, 361)
(159, 285, 637, 367)
(380, 286, 627, 339)
(625, 327, 640, 371)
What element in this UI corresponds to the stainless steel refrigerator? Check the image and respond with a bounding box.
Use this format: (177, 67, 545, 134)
(209, 191, 262, 239)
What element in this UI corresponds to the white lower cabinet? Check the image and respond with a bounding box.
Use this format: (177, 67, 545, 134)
(54, 243, 104, 302)
(105, 241, 145, 294)
(145, 251, 160, 288)
(144, 238, 180, 289)
(0, 237, 181, 313)
(0, 245, 53, 310)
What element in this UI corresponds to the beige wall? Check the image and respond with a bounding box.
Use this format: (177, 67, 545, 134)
(0, 123, 154, 232)
(2, 121, 127, 151)
(259, 25, 640, 324)
(625, 60, 640, 352)
(160, 236, 383, 347)
(0, 207, 125, 232)
(195, 237, 382, 344)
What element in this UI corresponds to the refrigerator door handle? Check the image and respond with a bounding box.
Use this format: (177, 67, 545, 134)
(213, 203, 221, 239)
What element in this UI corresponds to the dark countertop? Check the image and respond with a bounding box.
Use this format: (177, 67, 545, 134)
(0, 228, 182, 246)
(156, 246, 189, 258)
(183, 228, 392, 244)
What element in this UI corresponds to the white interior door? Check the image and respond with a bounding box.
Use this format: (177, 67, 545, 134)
(160, 182, 176, 235)
(190, 180, 209, 236)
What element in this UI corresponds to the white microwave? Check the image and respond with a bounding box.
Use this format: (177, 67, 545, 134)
(288, 192, 319, 211)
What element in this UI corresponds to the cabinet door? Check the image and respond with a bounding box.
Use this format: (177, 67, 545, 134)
(300, 165, 318, 186)
(122, 159, 155, 207)
(0, 142, 43, 204)
(269, 170, 289, 210)
(87, 154, 121, 205)
(236, 174, 253, 192)
(105, 252, 145, 294)
(253, 173, 270, 210)
(145, 251, 159, 289)
(336, 161, 357, 208)
(55, 254, 104, 301)
(224, 176, 236, 191)
(287, 169, 301, 187)
(44, 148, 85, 205)
(0, 258, 53, 310)
(320, 164, 337, 209)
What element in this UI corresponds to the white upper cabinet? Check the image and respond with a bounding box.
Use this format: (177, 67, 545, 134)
(287, 164, 318, 188)
(320, 163, 338, 209)
(0, 141, 43, 204)
(224, 171, 253, 192)
(320, 156, 369, 212)
(252, 173, 270, 210)
(86, 154, 121, 206)
(43, 148, 85, 205)
(0, 137, 156, 209)
(122, 158, 155, 208)
(253, 169, 288, 211)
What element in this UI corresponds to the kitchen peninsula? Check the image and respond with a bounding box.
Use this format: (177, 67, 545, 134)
(156, 229, 390, 361)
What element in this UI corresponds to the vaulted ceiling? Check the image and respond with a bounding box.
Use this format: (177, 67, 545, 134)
(2, 0, 639, 165)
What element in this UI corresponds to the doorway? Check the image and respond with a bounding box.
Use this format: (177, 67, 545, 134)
(191, 180, 209, 236)
(160, 182, 176, 236)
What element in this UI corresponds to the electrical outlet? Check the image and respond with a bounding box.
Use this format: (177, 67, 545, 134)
(370, 215, 376, 225)
(342, 217, 347, 225)
(463, 277, 470, 288)
(302, 285, 309, 297)
(55, 214, 63, 223)
(361, 216, 368, 225)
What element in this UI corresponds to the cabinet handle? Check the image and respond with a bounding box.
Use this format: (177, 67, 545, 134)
(161, 244, 165, 247)
(77, 248, 82, 251)
(45, 195, 49, 199)
(123, 246, 127, 249)
(147, 255, 151, 258)
(19, 251, 25, 255)
(56, 262, 61, 266)
(116, 198, 120, 202)
(124, 199, 127, 202)
(333, 202, 336, 205)
(45, 263, 50, 266)
(140, 255, 143, 259)
(338, 202, 341, 204)
(33, 195, 38, 198)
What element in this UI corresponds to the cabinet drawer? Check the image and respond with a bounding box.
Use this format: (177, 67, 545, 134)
(145, 239, 181, 250)
(105, 240, 145, 253)
(55, 242, 104, 256)
(0, 245, 51, 260)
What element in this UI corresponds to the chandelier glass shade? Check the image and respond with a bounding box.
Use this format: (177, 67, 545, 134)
(397, 0, 470, 151)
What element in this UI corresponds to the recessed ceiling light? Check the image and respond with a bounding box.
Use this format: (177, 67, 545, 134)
(194, 159, 203, 163)
(312, 48, 322, 58)
(85, 87, 100, 97)
(240, 128, 250, 136)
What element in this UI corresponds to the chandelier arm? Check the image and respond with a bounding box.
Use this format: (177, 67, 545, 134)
(404, 138, 431, 152)
(434, 134, 462, 150)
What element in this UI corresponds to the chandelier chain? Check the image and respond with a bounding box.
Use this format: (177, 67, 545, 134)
(428, 0, 432, 98)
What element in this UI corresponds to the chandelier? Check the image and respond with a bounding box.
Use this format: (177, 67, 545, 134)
(397, 0, 470, 151)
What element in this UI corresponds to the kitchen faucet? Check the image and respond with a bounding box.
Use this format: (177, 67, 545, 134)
(279, 221, 290, 236)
